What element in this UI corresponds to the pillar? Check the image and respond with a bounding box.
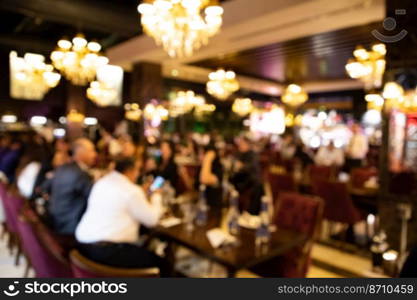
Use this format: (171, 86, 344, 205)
(129, 62, 163, 143)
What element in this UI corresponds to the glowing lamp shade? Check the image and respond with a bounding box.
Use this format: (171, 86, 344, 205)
(84, 117, 98, 126)
(1, 114, 17, 123)
(53, 128, 66, 138)
(30, 116, 47, 126)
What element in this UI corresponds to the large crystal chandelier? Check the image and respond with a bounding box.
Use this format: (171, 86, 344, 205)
(87, 81, 117, 107)
(206, 69, 240, 100)
(138, 0, 224, 58)
(232, 98, 253, 117)
(50, 34, 109, 86)
(10, 51, 61, 100)
(345, 44, 386, 90)
(170, 90, 206, 117)
(281, 84, 309, 107)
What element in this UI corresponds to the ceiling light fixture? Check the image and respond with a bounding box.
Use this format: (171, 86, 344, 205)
(138, 0, 224, 58)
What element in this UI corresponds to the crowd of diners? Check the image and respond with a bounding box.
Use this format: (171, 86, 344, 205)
(0, 124, 367, 272)
(1, 124, 416, 277)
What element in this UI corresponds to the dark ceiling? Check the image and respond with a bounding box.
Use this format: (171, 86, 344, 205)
(0, 0, 141, 55)
(191, 22, 383, 83)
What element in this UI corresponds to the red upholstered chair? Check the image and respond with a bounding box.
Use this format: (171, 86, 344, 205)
(308, 165, 333, 181)
(184, 164, 199, 179)
(0, 182, 15, 243)
(1, 185, 22, 262)
(70, 250, 159, 278)
(350, 167, 378, 189)
(312, 179, 362, 225)
(250, 192, 323, 277)
(17, 206, 72, 278)
(268, 172, 296, 203)
(5, 191, 25, 265)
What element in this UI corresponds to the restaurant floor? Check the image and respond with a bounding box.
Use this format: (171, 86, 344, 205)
(0, 236, 373, 278)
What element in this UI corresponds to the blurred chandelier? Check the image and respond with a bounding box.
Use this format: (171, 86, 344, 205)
(380, 81, 417, 113)
(345, 44, 386, 90)
(50, 34, 109, 86)
(232, 98, 253, 116)
(206, 69, 240, 100)
(195, 103, 216, 118)
(144, 103, 169, 122)
(87, 81, 117, 107)
(138, 0, 224, 58)
(365, 91, 384, 111)
(10, 51, 61, 100)
(382, 81, 404, 111)
(170, 90, 206, 117)
(124, 103, 142, 122)
(281, 84, 309, 107)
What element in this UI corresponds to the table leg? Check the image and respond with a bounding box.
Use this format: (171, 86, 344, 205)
(226, 266, 237, 278)
(164, 241, 177, 277)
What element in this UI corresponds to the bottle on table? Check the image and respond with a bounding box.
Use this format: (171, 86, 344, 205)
(227, 189, 240, 236)
(255, 196, 272, 246)
(195, 184, 209, 226)
(162, 182, 176, 216)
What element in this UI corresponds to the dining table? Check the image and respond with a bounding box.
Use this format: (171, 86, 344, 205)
(151, 213, 307, 277)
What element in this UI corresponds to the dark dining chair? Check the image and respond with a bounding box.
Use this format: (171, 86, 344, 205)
(4, 190, 25, 266)
(17, 205, 72, 278)
(70, 250, 160, 278)
(0, 182, 12, 242)
(250, 192, 323, 277)
(350, 167, 378, 189)
(308, 165, 334, 181)
(312, 179, 362, 225)
(268, 172, 296, 203)
(1, 185, 22, 263)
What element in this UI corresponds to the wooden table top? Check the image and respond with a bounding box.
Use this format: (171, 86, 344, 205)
(153, 215, 307, 272)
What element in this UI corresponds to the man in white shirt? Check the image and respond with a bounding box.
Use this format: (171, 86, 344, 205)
(315, 141, 345, 167)
(346, 124, 369, 170)
(75, 158, 167, 275)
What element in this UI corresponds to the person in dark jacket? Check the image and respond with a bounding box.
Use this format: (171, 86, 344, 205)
(230, 136, 263, 214)
(48, 138, 97, 235)
(0, 139, 23, 183)
(198, 144, 224, 210)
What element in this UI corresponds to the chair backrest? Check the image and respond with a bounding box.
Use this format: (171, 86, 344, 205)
(1, 186, 18, 233)
(273, 192, 323, 277)
(308, 165, 333, 181)
(268, 172, 296, 203)
(312, 179, 362, 224)
(274, 192, 323, 238)
(18, 206, 72, 278)
(0, 182, 7, 200)
(350, 167, 378, 189)
(69, 250, 160, 278)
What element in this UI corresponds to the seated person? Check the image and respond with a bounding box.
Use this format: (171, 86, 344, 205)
(230, 137, 263, 214)
(75, 158, 167, 274)
(198, 144, 224, 210)
(48, 138, 96, 235)
(0, 139, 23, 183)
(314, 141, 345, 167)
(294, 141, 314, 169)
(158, 140, 192, 193)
